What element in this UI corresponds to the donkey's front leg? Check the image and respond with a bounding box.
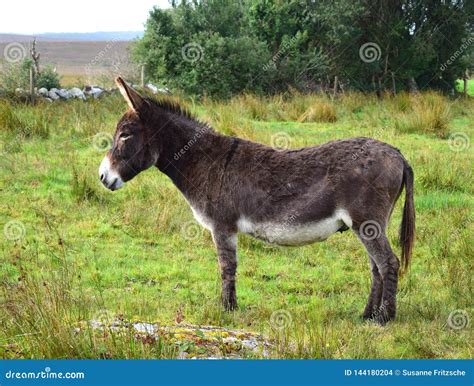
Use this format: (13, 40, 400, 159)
(212, 230, 238, 311)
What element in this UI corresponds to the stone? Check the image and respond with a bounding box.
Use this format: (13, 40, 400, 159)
(48, 90, 60, 100)
(69, 87, 85, 100)
(81, 319, 271, 359)
(57, 89, 71, 99)
(158, 87, 172, 95)
(146, 83, 158, 94)
(84, 86, 104, 99)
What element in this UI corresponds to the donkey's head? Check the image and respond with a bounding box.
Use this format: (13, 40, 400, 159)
(99, 77, 159, 191)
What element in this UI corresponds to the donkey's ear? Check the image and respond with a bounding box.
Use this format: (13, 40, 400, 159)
(115, 77, 148, 115)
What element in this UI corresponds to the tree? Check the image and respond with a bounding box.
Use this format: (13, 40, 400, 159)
(133, 0, 473, 97)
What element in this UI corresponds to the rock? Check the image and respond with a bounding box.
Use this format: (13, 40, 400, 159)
(44, 97, 53, 103)
(81, 319, 271, 359)
(48, 90, 60, 100)
(84, 86, 104, 99)
(146, 83, 158, 94)
(69, 87, 85, 100)
(57, 88, 71, 99)
(158, 87, 172, 95)
(38, 87, 48, 97)
(15, 88, 25, 95)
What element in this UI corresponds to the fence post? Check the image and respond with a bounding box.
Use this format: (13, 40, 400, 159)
(141, 64, 145, 88)
(29, 66, 35, 104)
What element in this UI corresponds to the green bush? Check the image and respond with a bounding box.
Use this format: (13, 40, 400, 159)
(36, 65, 61, 89)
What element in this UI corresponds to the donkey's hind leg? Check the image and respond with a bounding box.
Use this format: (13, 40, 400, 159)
(362, 257, 383, 320)
(357, 231, 400, 325)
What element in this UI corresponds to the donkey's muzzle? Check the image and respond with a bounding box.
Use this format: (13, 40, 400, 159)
(99, 156, 124, 191)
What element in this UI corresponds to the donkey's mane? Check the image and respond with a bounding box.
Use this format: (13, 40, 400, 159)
(145, 96, 211, 130)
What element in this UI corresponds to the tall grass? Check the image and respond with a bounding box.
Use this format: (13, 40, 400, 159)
(394, 92, 451, 138)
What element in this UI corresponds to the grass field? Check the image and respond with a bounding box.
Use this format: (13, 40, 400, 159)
(0, 91, 472, 359)
(0, 39, 134, 87)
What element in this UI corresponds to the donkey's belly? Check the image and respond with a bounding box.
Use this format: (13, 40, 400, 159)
(237, 209, 352, 246)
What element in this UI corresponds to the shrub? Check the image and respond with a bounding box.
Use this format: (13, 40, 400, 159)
(36, 66, 61, 90)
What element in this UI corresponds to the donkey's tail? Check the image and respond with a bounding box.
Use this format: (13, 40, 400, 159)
(399, 160, 415, 272)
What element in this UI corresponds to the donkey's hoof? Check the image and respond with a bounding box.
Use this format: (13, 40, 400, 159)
(223, 303, 238, 312)
(373, 314, 395, 326)
(362, 306, 380, 320)
(362, 312, 375, 321)
(222, 297, 238, 311)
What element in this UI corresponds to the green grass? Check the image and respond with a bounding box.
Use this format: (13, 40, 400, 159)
(0, 92, 472, 359)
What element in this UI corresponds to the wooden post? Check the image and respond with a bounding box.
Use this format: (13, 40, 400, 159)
(30, 38, 40, 75)
(29, 66, 35, 104)
(140, 64, 145, 88)
(332, 75, 338, 98)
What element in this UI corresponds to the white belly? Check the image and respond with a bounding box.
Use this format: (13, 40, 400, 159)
(237, 209, 352, 246)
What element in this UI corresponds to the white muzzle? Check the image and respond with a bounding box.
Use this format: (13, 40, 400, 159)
(99, 156, 124, 191)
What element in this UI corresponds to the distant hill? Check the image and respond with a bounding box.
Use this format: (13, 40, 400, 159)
(38, 31, 144, 41)
(0, 31, 143, 42)
(0, 33, 53, 43)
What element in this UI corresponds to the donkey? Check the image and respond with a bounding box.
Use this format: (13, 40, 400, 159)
(99, 77, 415, 325)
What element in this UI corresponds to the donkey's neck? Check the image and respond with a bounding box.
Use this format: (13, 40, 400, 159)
(153, 111, 226, 196)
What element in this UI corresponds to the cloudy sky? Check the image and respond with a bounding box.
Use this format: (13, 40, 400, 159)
(1, 0, 170, 34)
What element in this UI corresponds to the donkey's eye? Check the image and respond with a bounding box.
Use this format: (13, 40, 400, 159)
(119, 133, 132, 141)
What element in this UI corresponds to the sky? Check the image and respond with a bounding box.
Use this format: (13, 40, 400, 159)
(0, 0, 170, 34)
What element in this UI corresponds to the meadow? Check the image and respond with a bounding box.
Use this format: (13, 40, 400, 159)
(0, 91, 472, 359)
